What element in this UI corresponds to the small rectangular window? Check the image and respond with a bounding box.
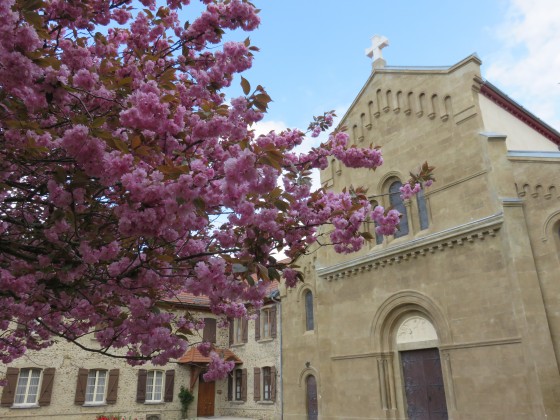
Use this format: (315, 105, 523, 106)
(234, 369, 242, 401)
(233, 318, 246, 344)
(261, 308, 273, 339)
(262, 367, 271, 401)
(146, 371, 164, 403)
(14, 369, 41, 407)
(85, 370, 107, 404)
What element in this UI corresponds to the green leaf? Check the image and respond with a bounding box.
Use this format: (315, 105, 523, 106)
(274, 199, 289, 212)
(113, 138, 129, 154)
(256, 263, 269, 281)
(244, 272, 255, 286)
(240, 76, 250, 95)
(360, 231, 374, 241)
(156, 254, 174, 263)
(131, 135, 142, 149)
(268, 267, 281, 281)
(20, 0, 44, 11)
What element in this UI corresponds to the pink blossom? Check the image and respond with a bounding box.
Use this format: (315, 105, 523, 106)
(203, 351, 235, 381)
(0, 0, 433, 368)
(399, 183, 421, 200)
(198, 342, 213, 357)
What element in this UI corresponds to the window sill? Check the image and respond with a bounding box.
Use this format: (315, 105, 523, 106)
(303, 330, 315, 336)
(144, 401, 164, 405)
(11, 404, 40, 409)
(258, 337, 274, 343)
(83, 402, 107, 407)
(230, 343, 246, 348)
(229, 400, 245, 405)
(257, 400, 274, 405)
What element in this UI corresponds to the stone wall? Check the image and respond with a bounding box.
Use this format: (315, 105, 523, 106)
(214, 301, 282, 420)
(0, 341, 190, 420)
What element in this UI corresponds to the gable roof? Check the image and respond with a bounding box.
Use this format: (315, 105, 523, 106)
(163, 280, 280, 309)
(178, 347, 243, 365)
(479, 81, 560, 147)
(338, 54, 482, 128)
(339, 54, 560, 148)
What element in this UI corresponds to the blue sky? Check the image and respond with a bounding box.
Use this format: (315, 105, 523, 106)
(224, 0, 560, 135)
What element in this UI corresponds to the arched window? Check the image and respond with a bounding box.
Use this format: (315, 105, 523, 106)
(306, 375, 318, 420)
(304, 290, 314, 331)
(416, 188, 429, 230)
(389, 181, 409, 237)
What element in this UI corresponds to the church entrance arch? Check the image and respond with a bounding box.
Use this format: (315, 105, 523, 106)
(371, 292, 451, 419)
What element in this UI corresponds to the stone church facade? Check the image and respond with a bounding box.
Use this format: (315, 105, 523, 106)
(280, 53, 560, 419)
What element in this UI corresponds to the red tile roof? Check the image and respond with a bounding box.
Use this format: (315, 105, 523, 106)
(178, 347, 243, 365)
(163, 280, 280, 308)
(165, 293, 211, 307)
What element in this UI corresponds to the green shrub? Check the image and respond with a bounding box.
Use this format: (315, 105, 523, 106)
(178, 386, 195, 418)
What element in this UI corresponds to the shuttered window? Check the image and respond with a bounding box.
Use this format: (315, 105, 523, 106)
(241, 369, 247, 402)
(1, 367, 55, 408)
(253, 367, 260, 401)
(232, 318, 248, 344)
(76, 369, 118, 405)
(85, 370, 107, 404)
(255, 366, 276, 402)
(146, 371, 164, 402)
(261, 308, 272, 339)
(137, 369, 173, 403)
(227, 374, 233, 401)
(234, 369, 243, 401)
(255, 311, 261, 341)
(164, 370, 175, 402)
(14, 368, 41, 406)
(234, 319, 243, 343)
(202, 318, 217, 343)
(262, 367, 271, 401)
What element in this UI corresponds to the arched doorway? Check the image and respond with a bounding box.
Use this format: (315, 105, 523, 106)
(306, 374, 318, 420)
(397, 316, 448, 420)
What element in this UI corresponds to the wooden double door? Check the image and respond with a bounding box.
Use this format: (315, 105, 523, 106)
(401, 348, 448, 420)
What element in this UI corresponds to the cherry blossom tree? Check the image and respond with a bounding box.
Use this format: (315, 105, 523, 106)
(0, 0, 432, 376)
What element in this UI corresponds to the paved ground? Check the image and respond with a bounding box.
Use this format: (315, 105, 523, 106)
(193, 417, 258, 420)
(194, 417, 258, 420)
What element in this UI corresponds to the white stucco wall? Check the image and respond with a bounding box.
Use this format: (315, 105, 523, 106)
(479, 95, 558, 152)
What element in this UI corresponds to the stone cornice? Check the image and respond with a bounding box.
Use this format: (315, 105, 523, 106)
(508, 150, 560, 163)
(331, 336, 521, 360)
(439, 336, 521, 351)
(317, 213, 503, 281)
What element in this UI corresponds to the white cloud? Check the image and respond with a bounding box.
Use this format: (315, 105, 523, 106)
(253, 119, 288, 136)
(484, 0, 560, 129)
(253, 107, 350, 192)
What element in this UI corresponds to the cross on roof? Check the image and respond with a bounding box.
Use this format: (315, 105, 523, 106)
(365, 35, 389, 62)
